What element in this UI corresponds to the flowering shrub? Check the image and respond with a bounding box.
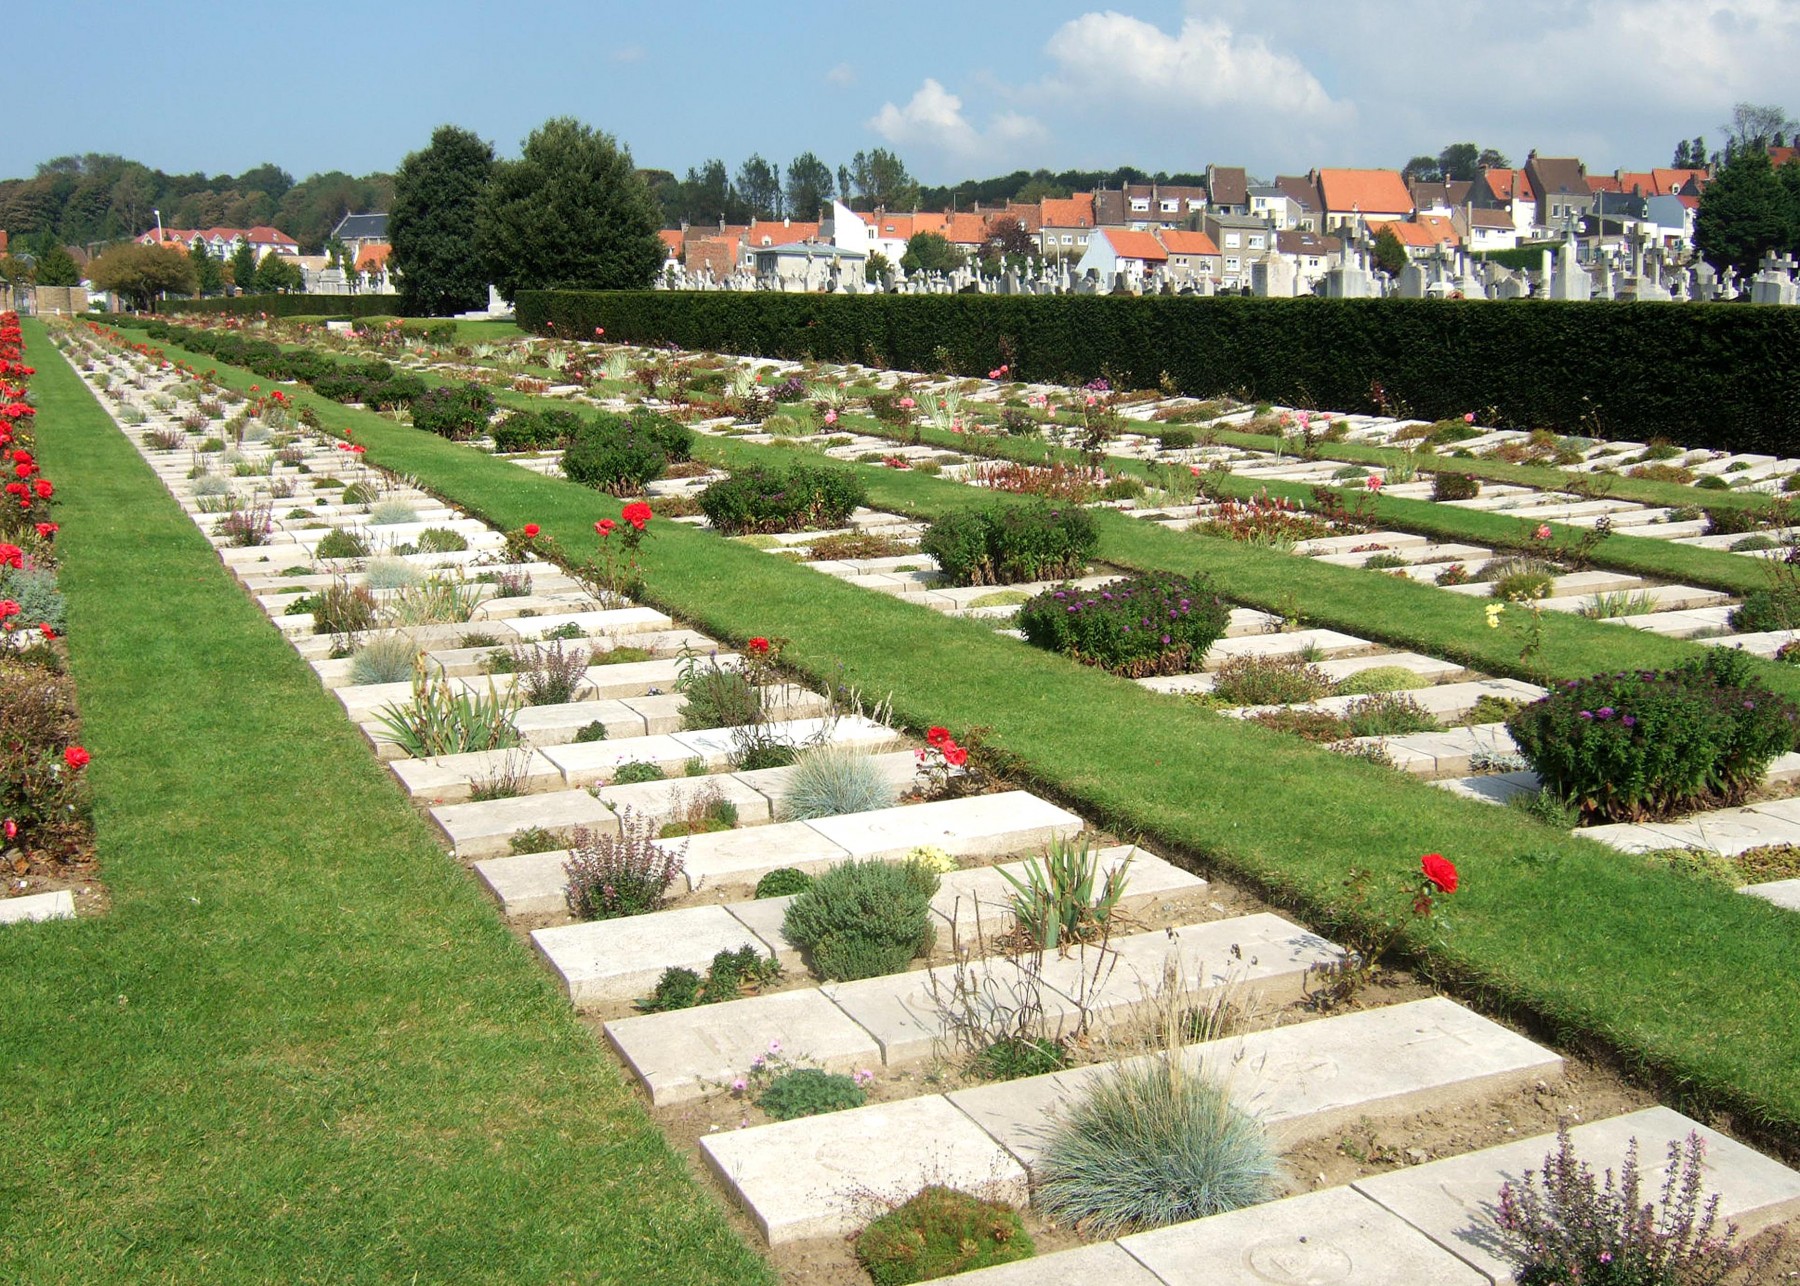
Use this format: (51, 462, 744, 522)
(1308, 854, 1459, 1007)
(1196, 491, 1334, 548)
(1018, 572, 1231, 677)
(563, 807, 685, 919)
(1506, 650, 1799, 823)
(964, 459, 1106, 503)
(919, 502, 1097, 587)
(560, 409, 693, 495)
(408, 381, 496, 440)
(2, 661, 93, 868)
(697, 463, 866, 534)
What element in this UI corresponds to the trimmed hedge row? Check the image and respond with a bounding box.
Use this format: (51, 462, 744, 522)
(516, 290, 1800, 454)
(154, 293, 412, 319)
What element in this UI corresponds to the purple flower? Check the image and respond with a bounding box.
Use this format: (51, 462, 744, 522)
(1746, 700, 1757, 710)
(1161, 634, 1171, 644)
(1578, 710, 1593, 720)
(1622, 715, 1637, 727)
(1596, 707, 1614, 720)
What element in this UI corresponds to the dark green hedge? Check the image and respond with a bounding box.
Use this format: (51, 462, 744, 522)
(156, 293, 411, 319)
(517, 291, 1800, 453)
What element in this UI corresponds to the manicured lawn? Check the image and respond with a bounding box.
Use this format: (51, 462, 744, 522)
(1, 320, 773, 1284)
(111, 326, 1800, 1156)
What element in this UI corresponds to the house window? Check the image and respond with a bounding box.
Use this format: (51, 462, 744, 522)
(1249, 235, 1265, 249)
(1160, 200, 1178, 213)
(1061, 234, 1072, 245)
(1225, 257, 1240, 270)
(1130, 199, 1149, 212)
(1224, 233, 1240, 248)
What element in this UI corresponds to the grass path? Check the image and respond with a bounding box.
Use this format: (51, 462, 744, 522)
(1, 319, 773, 1285)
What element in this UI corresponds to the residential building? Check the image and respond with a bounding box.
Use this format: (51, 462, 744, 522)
(1454, 207, 1519, 253)
(1408, 181, 1472, 218)
(135, 225, 300, 261)
(1095, 184, 1206, 231)
(745, 218, 822, 249)
(1206, 165, 1249, 216)
(1523, 154, 1593, 234)
(330, 212, 388, 257)
(1248, 184, 1300, 230)
(1274, 230, 1342, 291)
(1073, 228, 1168, 287)
(1155, 229, 1222, 287)
(1036, 194, 1097, 259)
(1474, 169, 1538, 236)
(1274, 175, 1323, 231)
(1382, 215, 1461, 258)
(1202, 213, 1273, 289)
(1312, 169, 1414, 232)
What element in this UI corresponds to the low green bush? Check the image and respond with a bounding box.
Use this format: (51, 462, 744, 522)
(782, 857, 938, 981)
(777, 744, 896, 821)
(1209, 654, 1331, 706)
(1432, 471, 1481, 501)
(560, 409, 693, 495)
(1506, 650, 1799, 823)
(410, 382, 495, 440)
(491, 406, 588, 452)
(755, 1067, 866, 1121)
(1018, 572, 1231, 677)
(697, 463, 866, 534)
(315, 527, 369, 560)
(856, 1187, 1034, 1285)
(755, 867, 815, 899)
(1333, 665, 1430, 696)
(919, 502, 1097, 587)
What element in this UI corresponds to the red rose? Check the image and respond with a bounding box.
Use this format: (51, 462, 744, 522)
(33, 479, 52, 499)
(595, 518, 616, 537)
(621, 501, 652, 531)
(35, 522, 56, 539)
(747, 637, 770, 654)
(523, 523, 540, 538)
(1421, 853, 1458, 894)
(0, 543, 20, 569)
(941, 744, 969, 768)
(64, 745, 90, 770)
(926, 726, 952, 748)
(0, 599, 18, 619)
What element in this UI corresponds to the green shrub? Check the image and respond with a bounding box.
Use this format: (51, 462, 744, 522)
(315, 527, 369, 560)
(560, 409, 691, 495)
(1730, 587, 1800, 633)
(1209, 654, 1331, 706)
(1343, 692, 1439, 737)
(697, 463, 867, 534)
(782, 858, 938, 981)
(856, 1187, 1034, 1285)
(1506, 650, 1799, 822)
(415, 527, 469, 553)
(348, 634, 419, 685)
(920, 502, 1098, 587)
(311, 582, 379, 636)
(610, 759, 667, 785)
(636, 945, 780, 1012)
(361, 558, 422, 591)
(0, 567, 66, 634)
(755, 867, 815, 899)
(968, 1037, 1070, 1082)
(1432, 471, 1481, 501)
(777, 745, 897, 821)
(1157, 428, 1196, 450)
(1333, 666, 1430, 696)
(573, 720, 608, 743)
(1033, 1055, 1279, 1235)
(491, 406, 588, 452)
(755, 1067, 867, 1121)
(563, 808, 683, 920)
(678, 663, 762, 730)
(1486, 557, 1559, 602)
(410, 382, 495, 440)
(1018, 572, 1231, 677)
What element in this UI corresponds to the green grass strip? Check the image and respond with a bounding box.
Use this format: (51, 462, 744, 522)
(119, 331, 1800, 1153)
(2, 320, 772, 1285)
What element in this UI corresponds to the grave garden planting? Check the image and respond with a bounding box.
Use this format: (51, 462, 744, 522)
(68, 311, 1800, 1282)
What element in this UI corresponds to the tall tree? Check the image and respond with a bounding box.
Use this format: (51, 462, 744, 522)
(34, 244, 81, 286)
(254, 253, 304, 293)
(679, 158, 743, 225)
(735, 154, 781, 220)
(229, 240, 259, 292)
(390, 124, 496, 316)
(473, 117, 664, 301)
(1476, 147, 1510, 171)
(189, 240, 224, 295)
(89, 242, 197, 309)
(1673, 139, 1694, 168)
(1436, 143, 1480, 183)
(783, 152, 834, 218)
(982, 214, 1034, 267)
(1372, 225, 1408, 277)
(1400, 155, 1441, 184)
(845, 149, 917, 210)
(1722, 102, 1797, 154)
(1694, 146, 1795, 276)
(899, 231, 962, 274)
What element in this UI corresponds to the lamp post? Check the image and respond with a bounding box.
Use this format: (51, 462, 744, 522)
(153, 208, 163, 242)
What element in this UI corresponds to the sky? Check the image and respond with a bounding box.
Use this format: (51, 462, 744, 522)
(10, 0, 1798, 187)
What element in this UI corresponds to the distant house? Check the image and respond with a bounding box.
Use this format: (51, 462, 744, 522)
(1474, 169, 1538, 236)
(1273, 176, 1322, 232)
(1408, 181, 1472, 218)
(1248, 184, 1300, 230)
(1155, 229, 1222, 287)
(746, 217, 822, 249)
(1206, 165, 1249, 216)
(1202, 213, 1273, 289)
(1383, 216, 1461, 258)
(657, 229, 684, 263)
(354, 243, 394, 292)
(1454, 207, 1519, 253)
(137, 225, 300, 261)
(1522, 154, 1593, 234)
(1095, 184, 1206, 231)
(330, 212, 388, 257)
(1074, 228, 1168, 286)
(1036, 194, 1097, 259)
(1312, 168, 1414, 231)
(1274, 230, 1342, 291)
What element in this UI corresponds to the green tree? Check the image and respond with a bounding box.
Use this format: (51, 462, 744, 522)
(1694, 146, 1795, 276)
(1436, 143, 1481, 183)
(88, 242, 198, 310)
(254, 253, 304, 293)
(229, 240, 259, 292)
(678, 158, 745, 225)
(473, 117, 664, 301)
(899, 231, 963, 275)
(1722, 102, 1797, 154)
(845, 148, 918, 210)
(864, 250, 892, 284)
(189, 240, 225, 295)
(33, 244, 81, 287)
(1373, 225, 1408, 277)
(981, 214, 1035, 268)
(1400, 155, 1441, 184)
(735, 154, 781, 219)
(784, 152, 834, 218)
(390, 124, 496, 315)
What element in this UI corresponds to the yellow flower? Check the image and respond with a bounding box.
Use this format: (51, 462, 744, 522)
(1485, 603, 1504, 629)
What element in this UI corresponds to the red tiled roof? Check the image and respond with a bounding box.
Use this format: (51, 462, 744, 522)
(1156, 229, 1219, 256)
(1100, 229, 1168, 261)
(941, 212, 989, 245)
(1385, 216, 1460, 248)
(1481, 169, 1536, 202)
(658, 229, 683, 257)
(1039, 194, 1095, 228)
(746, 219, 820, 247)
(354, 243, 390, 273)
(1588, 175, 1624, 194)
(1315, 168, 1413, 216)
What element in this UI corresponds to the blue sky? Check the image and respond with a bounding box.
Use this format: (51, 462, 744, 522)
(11, 0, 1798, 185)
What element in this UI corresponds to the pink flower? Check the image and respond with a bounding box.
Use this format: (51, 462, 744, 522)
(1463, 412, 1475, 424)
(1189, 464, 1202, 476)
(2, 818, 15, 840)
(595, 327, 605, 336)
(731, 1077, 747, 1092)
(898, 397, 915, 410)
(823, 409, 837, 425)
(1366, 475, 1383, 491)
(1534, 524, 1552, 541)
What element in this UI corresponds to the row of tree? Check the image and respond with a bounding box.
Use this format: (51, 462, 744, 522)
(0, 153, 392, 253)
(1398, 143, 1512, 185)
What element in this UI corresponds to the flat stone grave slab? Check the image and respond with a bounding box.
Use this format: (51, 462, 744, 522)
(1622, 606, 1737, 637)
(1703, 629, 1800, 659)
(387, 747, 563, 804)
(430, 787, 618, 860)
(511, 699, 651, 744)
(0, 891, 76, 925)
(1204, 629, 1374, 668)
(1293, 531, 1432, 556)
(472, 848, 580, 918)
(1744, 878, 1800, 910)
(1120, 1187, 1486, 1285)
(668, 714, 899, 769)
(1356, 724, 1516, 778)
(1433, 772, 1539, 806)
(668, 820, 854, 891)
(1540, 584, 1731, 616)
(540, 733, 707, 788)
(1355, 1106, 1800, 1282)
(424, 629, 716, 676)
(604, 987, 883, 1106)
(599, 772, 777, 830)
(494, 606, 673, 642)
(733, 751, 920, 816)
(699, 1094, 1028, 1245)
(466, 592, 601, 621)
(532, 904, 780, 1007)
(911, 1243, 1160, 1285)
(949, 998, 1559, 1175)
(801, 791, 1082, 864)
(1226, 679, 1541, 724)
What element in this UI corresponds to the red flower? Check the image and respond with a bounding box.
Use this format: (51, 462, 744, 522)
(595, 518, 617, 537)
(746, 637, 771, 654)
(1421, 853, 1458, 894)
(0, 543, 20, 569)
(64, 745, 90, 770)
(621, 501, 652, 531)
(35, 522, 57, 539)
(33, 479, 52, 499)
(523, 523, 540, 538)
(0, 599, 17, 620)
(941, 744, 969, 768)
(926, 726, 952, 748)
(2, 818, 15, 840)
(38, 624, 56, 640)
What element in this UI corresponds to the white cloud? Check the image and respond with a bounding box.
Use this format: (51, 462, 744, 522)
(826, 62, 854, 88)
(1042, 11, 1338, 119)
(868, 79, 1045, 161)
